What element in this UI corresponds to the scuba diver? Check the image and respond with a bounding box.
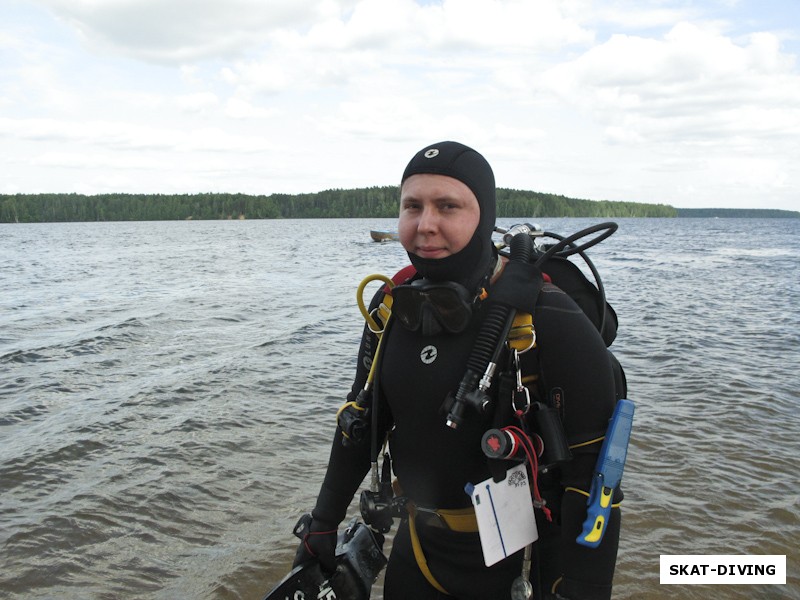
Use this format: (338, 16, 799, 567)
(288, 141, 627, 600)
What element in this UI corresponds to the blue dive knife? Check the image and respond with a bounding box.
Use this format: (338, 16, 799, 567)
(577, 398, 634, 548)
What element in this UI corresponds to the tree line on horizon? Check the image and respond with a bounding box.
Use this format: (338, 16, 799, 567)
(1, 187, 680, 223)
(675, 207, 799, 218)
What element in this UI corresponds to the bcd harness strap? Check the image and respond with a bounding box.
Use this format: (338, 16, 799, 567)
(406, 504, 480, 596)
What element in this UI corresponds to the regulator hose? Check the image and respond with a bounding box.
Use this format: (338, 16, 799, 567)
(535, 222, 617, 340)
(534, 222, 617, 265)
(445, 231, 534, 429)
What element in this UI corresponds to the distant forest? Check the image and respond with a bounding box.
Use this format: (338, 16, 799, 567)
(1, 187, 677, 223)
(676, 208, 799, 218)
(3, 189, 796, 223)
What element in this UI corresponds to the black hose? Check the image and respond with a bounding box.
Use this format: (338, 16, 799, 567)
(510, 228, 534, 262)
(535, 222, 617, 341)
(466, 234, 533, 373)
(534, 222, 617, 265)
(466, 304, 508, 374)
(446, 233, 534, 428)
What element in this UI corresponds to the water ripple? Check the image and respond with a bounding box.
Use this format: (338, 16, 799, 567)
(1, 218, 798, 600)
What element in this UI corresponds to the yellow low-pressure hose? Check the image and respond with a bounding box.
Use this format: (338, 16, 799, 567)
(337, 274, 396, 428)
(357, 274, 395, 334)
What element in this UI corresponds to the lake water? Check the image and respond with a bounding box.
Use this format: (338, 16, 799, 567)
(1, 217, 798, 600)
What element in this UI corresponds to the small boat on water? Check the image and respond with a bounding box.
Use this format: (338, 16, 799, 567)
(370, 230, 400, 242)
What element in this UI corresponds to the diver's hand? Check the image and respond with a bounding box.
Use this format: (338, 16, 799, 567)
(292, 518, 338, 574)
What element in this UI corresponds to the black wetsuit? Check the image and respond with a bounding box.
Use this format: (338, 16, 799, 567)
(313, 268, 622, 600)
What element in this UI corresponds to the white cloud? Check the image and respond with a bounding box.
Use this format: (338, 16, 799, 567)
(220, 61, 295, 95)
(436, 0, 594, 51)
(36, 0, 360, 62)
(539, 22, 800, 147)
(0, 116, 275, 153)
(31, 150, 167, 170)
(594, 2, 698, 30)
(224, 97, 278, 120)
(34, 0, 596, 64)
(1, 0, 798, 209)
(175, 92, 220, 112)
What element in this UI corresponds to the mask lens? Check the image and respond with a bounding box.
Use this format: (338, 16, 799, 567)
(391, 286, 424, 330)
(428, 289, 472, 331)
(391, 281, 473, 333)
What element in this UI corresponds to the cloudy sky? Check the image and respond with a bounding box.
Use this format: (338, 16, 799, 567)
(1, 0, 798, 210)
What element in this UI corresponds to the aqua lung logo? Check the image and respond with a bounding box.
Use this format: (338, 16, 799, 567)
(424, 148, 439, 158)
(420, 345, 438, 364)
(362, 336, 375, 371)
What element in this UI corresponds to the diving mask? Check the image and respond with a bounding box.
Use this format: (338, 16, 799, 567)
(391, 279, 476, 335)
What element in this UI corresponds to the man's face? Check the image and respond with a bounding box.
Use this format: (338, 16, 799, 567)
(398, 174, 481, 260)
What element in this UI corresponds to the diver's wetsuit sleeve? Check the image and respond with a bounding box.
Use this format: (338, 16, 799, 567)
(311, 291, 389, 526)
(533, 284, 620, 600)
(311, 427, 371, 525)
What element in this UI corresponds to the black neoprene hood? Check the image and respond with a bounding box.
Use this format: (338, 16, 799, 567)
(401, 141, 496, 231)
(400, 141, 497, 289)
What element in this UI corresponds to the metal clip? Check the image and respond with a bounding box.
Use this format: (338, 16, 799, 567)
(512, 349, 531, 415)
(367, 305, 389, 334)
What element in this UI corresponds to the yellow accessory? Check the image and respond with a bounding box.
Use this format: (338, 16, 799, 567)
(568, 435, 605, 450)
(564, 487, 622, 509)
(403, 501, 479, 595)
(435, 507, 479, 532)
(406, 505, 449, 595)
(357, 274, 394, 335)
(338, 274, 396, 430)
(507, 311, 536, 353)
